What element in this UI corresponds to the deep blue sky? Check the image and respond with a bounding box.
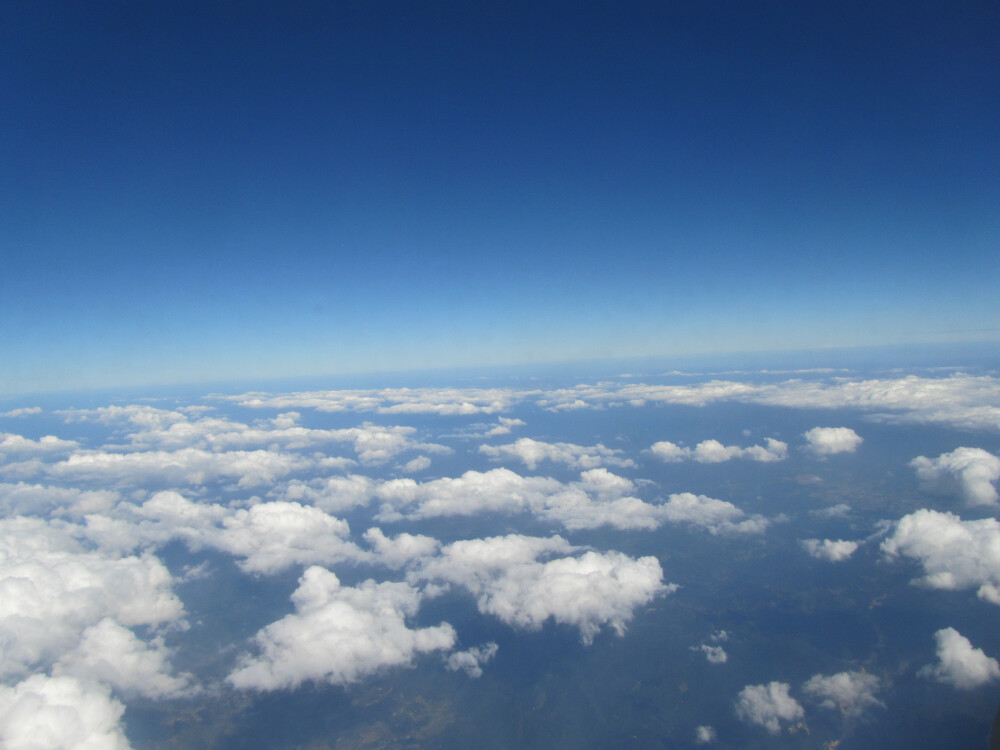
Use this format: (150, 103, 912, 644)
(3, 0, 998, 394)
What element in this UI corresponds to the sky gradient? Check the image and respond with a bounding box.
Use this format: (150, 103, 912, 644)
(3, 0, 998, 394)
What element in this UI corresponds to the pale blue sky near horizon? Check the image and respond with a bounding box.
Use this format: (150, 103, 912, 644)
(3, 0, 998, 395)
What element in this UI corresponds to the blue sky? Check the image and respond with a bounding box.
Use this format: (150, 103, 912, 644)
(3, 0, 998, 394)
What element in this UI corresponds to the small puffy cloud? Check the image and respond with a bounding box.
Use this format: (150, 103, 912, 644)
(53, 618, 195, 699)
(0, 674, 131, 750)
(661, 493, 770, 535)
(401, 455, 431, 473)
(279, 474, 374, 514)
(484, 417, 526, 437)
(479, 437, 635, 470)
(363, 528, 440, 570)
(735, 681, 805, 734)
(444, 642, 499, 678)
(412, 534, 672, 645)
(0, 433, 78, 456)
(227, 566, 456, 690)
(47, 447, 313, 488)
(691, 644, 727, 664)
(910, 447, 1000, 507)
(1, 407, 42, 417)
(803, 427, 863, 456)
(650, 438, 787, 464)
(800, 539, 859, 562)
(881, 509, 1000, 603)
(695, 725, 717, 744)
(802, 671, 884, 717)
(649, 441, 689, 462)
(919, 628, 1000, 689)
(0, 482, 118, 518)
(375, 467, 668, 532)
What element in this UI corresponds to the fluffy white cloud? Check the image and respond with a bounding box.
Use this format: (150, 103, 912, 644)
(363, 528, 440, 570)
(803, 427, 863, 455)
(802, 671, 883, 717)
(691, 644, 727, 664)
(0, 517, 184, 680)
(279, 474, 375, 513)
(0, 674, 131, 750)
(53, 618, 194, 699)
(0, 482, 118, 518)
(881, 509, 1000, 603)
(412, 535, 672, 645)
(375, 467, 669, 532)
(227, 566, 456, 690)
(910, 447, 1000, 506)
(484, 417, 526, 437)
(649, 438, 787, 464)
(47, 447, 314, 488)
(0, 433, 78, 456)
(401, 455, 431, 473)
(221, 387, 528, 415)
(538, 374, 1000, 431)
(0, 407, 42, 417)
(919, 628, 1000, 689)
(661, 493, 770, 535)
(104, 492, 369, 575)
(444, 642, 499, 678)
(800, 538, 858, 562)
(480, 437, 635, 470)
(735, 681, 805, 734)
(695, 725, 717, 744)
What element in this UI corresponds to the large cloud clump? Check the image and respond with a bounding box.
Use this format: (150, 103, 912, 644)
(910, 447, 1000, 506)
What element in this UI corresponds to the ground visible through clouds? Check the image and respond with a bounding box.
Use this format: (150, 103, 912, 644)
(2, 351, 1000, 749)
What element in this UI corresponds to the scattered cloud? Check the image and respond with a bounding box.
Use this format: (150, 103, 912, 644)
(649, 438, 787, 464)
(695, 725, 717, 744)
(411, 534, 672, 645)
(803, 427, 863, 456)
(802, 671, 884, 717)
(374, 467, 671, 531)
(0, 407, 42, 418)
(444, 642, 499, 678)
(881, 509, 1000, 604)
(228, 566, 456, 691)
(910, 447, 1000, 506)
(661, 493, 770, 535)
(919, 628, 1000, 689)
(691, 644, 727, 664)
(480, 437, 635, 470)
(800, 539, 859, 562)
(735, 681, 805, 734)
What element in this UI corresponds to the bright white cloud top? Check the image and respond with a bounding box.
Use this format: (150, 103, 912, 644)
(802, 427, 863, 455)
(735, 681, 805, 734)
(919, 628, 1000, 690)
(910, 447, 1000, 507)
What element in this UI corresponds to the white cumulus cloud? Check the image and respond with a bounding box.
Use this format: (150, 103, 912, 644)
(649, 438, 787, 464)
(411, 534, 672, 645)
(479, 437, 635, 470)
(919, 628, 1000, 689)
(0, 674, 131, 750)
(661, 493, 770, 535)
(444, 642, 499, 678)
(800, 538, 859, 562)
(735, 681, 805, 734)
(910, 447, 1000, 506)
(803, 427, 863, 455)
(881, 509, 1000, 604)
(227, 566, 456, 690)
(802, 671, 883, 717)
